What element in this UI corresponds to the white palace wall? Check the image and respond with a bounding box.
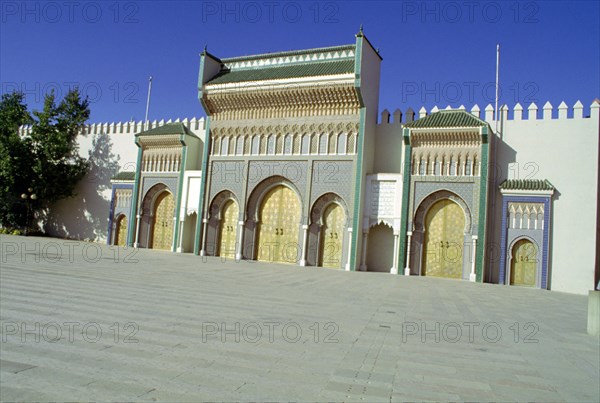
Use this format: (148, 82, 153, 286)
(490, 102, 599, 294)
(374, 101, 600, 295)
(19, 118, 205, 242)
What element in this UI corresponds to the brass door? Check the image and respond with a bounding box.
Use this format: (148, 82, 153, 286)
(320, 203, 345, 268)
(218, 200, 239, 259)
(115, 216, 127, 247)
(151, 191, 175, 250)
(510, 239, 537, 286)
(257, 185, 301, 263)
(423, 199, 464, 278)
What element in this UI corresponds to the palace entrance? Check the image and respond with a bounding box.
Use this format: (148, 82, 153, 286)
(257, 185, 301, 263)
(422, 199, 464, 278)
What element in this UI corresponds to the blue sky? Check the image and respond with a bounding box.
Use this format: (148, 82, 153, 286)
(1, 1, 599, 122)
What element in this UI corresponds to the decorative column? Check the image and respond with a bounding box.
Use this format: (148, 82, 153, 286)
(345, 227, 353, 271)
(391, 233, 399, 274)
(470, 235, 478, 282)
(200, 218, 208, 256)
(404, 231, 413, 276)
(299, 224, 309, 266)
(177, 217, 185, 253)
(236, 220, 245, 261)
(172, 216, 178, 252)
(134, 212, 142, 248)
(359, 230, 368, 271)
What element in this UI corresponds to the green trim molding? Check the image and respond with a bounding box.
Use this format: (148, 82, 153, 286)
(475, 126, 489, 282)
(127, 140, 143, 247)
(348, 32, 364, 270)
(172, 135, 188, 252)
(398, 127, 412, 273)
(194, 116, 211, 255)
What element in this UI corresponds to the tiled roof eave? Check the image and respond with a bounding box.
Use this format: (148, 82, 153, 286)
(220, 44, 355, 63)
(408, 126, 483, 132)
(205, 73, 355, 92)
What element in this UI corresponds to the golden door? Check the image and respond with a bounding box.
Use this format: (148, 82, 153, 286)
(510, 239, 537, 286)
(257, 185, 301, 263)
(218, 200, 239, 259)
(423, 199, 464, 278)
(320, 204, 345, 268)
(115, 216, 127, 247)
(151, 191, 175, 250)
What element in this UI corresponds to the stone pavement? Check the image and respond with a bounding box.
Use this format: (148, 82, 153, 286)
(1, 235, 598, 402)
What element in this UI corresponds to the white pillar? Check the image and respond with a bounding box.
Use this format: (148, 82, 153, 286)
(299, 224, 309, 266)
(134, 213, 142, 248)
(404, 231, 413, 276)
(236, 220, 245, 261)
(172, 216, 178, 252)
(177, 218, 185, 253)
(345, 228, 353, 271)
(470, 235, 478, 282)
(390, 234, 399, 274)
(359, 230, 368, 271)
(200, 218, 208, 256)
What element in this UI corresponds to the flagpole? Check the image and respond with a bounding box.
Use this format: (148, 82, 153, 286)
(495, 44, 500, 136)
(145, 76, 153, 123)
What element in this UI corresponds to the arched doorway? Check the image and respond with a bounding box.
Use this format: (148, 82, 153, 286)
(218, 200, 239, 259)
(151, 191, 175, 250)
(366, 223, 394, 272)
(510, 239, 537, 286)
(422, 199, 464, 278)
(256, 185, 301, 263)
(320, 203, 345, 268)
(114, 215, 127, 247)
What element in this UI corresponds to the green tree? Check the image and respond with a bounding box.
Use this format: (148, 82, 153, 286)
(0, 89, 90, 231)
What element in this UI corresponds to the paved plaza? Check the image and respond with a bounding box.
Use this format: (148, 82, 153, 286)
(0, 235, 598, 402)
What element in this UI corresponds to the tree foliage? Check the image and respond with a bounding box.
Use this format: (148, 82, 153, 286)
(0, 89, 90, 229)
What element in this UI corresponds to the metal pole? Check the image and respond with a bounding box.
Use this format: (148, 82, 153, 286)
(494, 44, 500, 135)
(145, 76, 153, 122)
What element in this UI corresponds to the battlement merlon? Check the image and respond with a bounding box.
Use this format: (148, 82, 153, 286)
(377, 100, 600, 127)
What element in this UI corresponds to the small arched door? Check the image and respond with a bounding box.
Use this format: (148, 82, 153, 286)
(422, 199, 464, 278)
(510, 239, 537, 286)
(151, 191, 175, 250)
(320, 203, 345, 268)
(218, 200, 239, 259)
(114, 215, 127, 247)
(257, 185, 301, 263)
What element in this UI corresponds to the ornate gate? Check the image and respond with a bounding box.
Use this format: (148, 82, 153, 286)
(218, 200, 239, 259)
(151, 191, 175, 250)
(115, 216, 127, 247)
(510, 239, 537, 286)
(320, 203, 345, 268)
(423, 199, 464, 278)
(257, 185, 301, 263)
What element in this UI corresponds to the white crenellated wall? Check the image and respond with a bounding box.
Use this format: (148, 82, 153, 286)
(20, 118, 206, 242)
(375, 100, 600, 295)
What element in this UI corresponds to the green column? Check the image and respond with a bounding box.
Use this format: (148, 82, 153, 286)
(127, 142, 142, 247)
(398, 128, 412, 273)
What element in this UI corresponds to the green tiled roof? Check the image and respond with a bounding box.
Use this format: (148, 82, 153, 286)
(136, 123, 198, 138)
(207, 59, 355, 85)
(404, 110, 488, 128)
(111, 171, 135, 181)
(499, 179, 554, 191)
(220, 44, 355, 63)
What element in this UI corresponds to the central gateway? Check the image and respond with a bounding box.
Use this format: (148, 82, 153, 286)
(152, 191, 175, 250)
(257, 185, 301, 263)
(423, 199, 464, 278)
